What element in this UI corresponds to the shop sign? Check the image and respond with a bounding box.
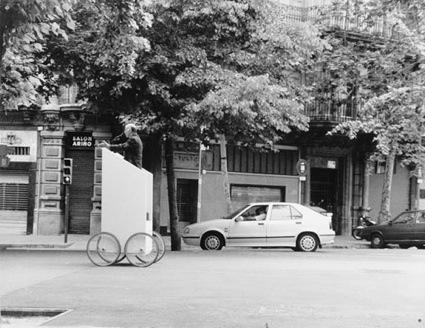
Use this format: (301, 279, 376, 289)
(66, 132, 94, 150)
(171, 151, 213, 170)
(310, 157, 338, 170)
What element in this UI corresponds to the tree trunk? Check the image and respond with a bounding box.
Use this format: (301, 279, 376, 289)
(151, 134, 162, 233)
(378, 150, 396, 223)
(0, 29, 4, 96)
(361, 155, 372, 217)
(219, 134, 232, 214)
(164, 137, 181, 251)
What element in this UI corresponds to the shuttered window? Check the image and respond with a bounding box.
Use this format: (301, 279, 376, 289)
(0, 183, 29, 211)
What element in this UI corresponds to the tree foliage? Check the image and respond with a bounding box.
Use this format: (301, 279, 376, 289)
(46, 0, 325, 248)
(325, 0, 425, 220)
(0, 0, 74, 108)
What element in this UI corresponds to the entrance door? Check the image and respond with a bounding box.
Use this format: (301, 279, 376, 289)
(67, 150, 94, 234)
(310, 168, 339, 233)
(177, 179, 198, 224)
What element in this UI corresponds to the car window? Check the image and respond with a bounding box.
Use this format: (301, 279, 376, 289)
(290, 206, 303, 219)
(224, 205, 249, 220)
(417, 212, 425, 224)
(239, 205, 268, 221)
(393, 212, 415, 225)
(270, 205, 292, 221)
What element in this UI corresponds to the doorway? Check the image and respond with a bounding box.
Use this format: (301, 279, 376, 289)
(177, 179, 198, 224)
(66, 150, 94, 234)
(310, 168, 341, 233)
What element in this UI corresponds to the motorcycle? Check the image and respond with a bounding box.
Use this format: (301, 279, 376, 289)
(352, 215, 376, 240)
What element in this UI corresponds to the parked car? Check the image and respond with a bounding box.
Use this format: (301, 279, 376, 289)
(357, 210, 425, 249)
(182, 202, 335, 252)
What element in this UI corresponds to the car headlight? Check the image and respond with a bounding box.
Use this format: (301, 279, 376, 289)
(183, 227, 190, 234)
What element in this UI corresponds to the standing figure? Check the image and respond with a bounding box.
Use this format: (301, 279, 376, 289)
(99, 123, 143, 169)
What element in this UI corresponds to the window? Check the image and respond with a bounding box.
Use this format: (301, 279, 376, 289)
(290, 206, 303, 219)
(239, 205, 268, 221)
(417, 212, 425, 224)
(393, 212, 415, 225)
(270, 205, 292, 221)
(10, 147, 30, 156)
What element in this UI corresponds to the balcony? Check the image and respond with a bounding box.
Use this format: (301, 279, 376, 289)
(304, 98, 359, 126)
(279, 1, 400, 39)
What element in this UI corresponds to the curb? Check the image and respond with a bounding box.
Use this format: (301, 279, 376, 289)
(2, 243, 370, 251)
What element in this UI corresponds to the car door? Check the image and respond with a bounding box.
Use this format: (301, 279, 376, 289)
(227, 205, 268, 247)
(385, 212, 416, 242)
(266, 204, 300, 246)
(415, 212, 425, 242)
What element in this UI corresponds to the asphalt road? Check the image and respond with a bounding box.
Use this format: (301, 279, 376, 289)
(1, 247, 425, 328)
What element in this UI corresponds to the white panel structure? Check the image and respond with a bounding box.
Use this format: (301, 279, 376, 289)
(101, 148, 153, 247)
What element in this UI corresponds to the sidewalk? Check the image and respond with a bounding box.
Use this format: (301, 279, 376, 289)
(0, 234, 369, 251)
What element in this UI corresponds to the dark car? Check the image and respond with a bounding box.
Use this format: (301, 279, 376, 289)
(359, 210, 425, 249)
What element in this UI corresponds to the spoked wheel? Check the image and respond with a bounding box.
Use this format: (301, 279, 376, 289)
(86, 232, 121, 266)
(124, 233, 160, 267)
(152, 231, 166, 263)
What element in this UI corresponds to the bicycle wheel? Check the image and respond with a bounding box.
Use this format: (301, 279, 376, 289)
(124, 233, 160, 267)
(86, 232, 121, 266)
(152, 231, 166, 262)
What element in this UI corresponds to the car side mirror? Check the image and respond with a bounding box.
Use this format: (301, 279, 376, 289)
(235, 217, 242, 222)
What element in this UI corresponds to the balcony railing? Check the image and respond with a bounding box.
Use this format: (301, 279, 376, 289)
(281, 2, 400, 39)
(304, 98, 359, 124)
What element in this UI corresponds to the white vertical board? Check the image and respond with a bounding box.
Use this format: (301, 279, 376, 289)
(101, 148, 153, 247)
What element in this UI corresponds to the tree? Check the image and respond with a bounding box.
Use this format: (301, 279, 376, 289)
(0, 0, 74, 108)
(332, 87, 425, 221)
(47, 0, 324, 250)
(324, 0, 425, 222)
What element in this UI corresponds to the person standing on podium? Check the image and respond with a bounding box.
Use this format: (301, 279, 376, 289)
(99, 123, 143, 169)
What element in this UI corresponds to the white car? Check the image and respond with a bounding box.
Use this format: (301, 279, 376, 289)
(182, 202, 335, 252)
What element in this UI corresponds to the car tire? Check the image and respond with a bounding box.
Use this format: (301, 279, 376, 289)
(399, 244, 411, 249)
(351, 228, 363, 240)
(296, 233, 318, 252)
(201, 232, 224, 251)
(370, 234, 385, 248)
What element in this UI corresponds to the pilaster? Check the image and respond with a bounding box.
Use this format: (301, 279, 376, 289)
(33, 132, 65, 235)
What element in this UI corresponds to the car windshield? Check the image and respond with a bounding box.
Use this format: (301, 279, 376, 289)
(223, 205, 250, 220)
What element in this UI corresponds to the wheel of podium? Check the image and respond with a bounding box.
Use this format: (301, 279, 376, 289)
(124, 232, 160, 267)
(152, 231, 166, 263)
(86, 232, 121, 266)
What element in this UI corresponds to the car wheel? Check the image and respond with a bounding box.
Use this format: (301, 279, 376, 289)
(418, 244, 425, 249)
(351, 228, 363, 240)
(399, 244, 411, 249)
(201, 232, 224, 250)
(370, 234, 385, 248)
(297, 233, 318, 252)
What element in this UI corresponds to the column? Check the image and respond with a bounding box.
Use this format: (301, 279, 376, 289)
(33, 132, 65, 235)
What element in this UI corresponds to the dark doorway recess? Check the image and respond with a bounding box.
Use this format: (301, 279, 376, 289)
(310, 168, 342, 233)
(177, 179, 198, 224)
(66, 150, 94, 234)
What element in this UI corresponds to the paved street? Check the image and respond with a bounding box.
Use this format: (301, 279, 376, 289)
(1, 247, 425, 328)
